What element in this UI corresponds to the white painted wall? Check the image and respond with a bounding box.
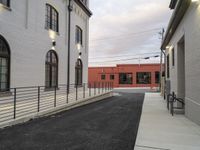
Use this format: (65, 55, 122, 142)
(0, 0, 90, 87)
(165, 2, 200, 125)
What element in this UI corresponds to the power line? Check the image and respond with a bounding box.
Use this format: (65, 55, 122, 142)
(89, 52, 160, 59)
(90, 27, 162, 42)
(89, 55, 160, 63)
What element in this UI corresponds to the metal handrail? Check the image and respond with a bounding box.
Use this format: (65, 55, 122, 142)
(167, 92, 185, 116)
(0, 82, 114, 124)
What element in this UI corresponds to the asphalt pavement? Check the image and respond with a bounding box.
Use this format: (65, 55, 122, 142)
(0, 91, 144, 150)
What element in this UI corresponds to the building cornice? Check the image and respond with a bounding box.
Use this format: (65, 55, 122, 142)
(74, 0, 92, 17)
(161, 0, 191, 50)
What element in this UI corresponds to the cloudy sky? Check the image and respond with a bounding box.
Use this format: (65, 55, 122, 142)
(88, 0, 173, 66)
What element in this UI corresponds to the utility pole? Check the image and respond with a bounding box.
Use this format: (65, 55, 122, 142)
(159, 28, 165, 92)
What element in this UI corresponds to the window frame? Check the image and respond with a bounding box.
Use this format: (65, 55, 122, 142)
(45, 4, 59, 33)
(45, 50, 58, 89)
(110, 74, 115, 80)
(75, 59, 83, 86)
(172, 48, 175, 67)
(101, 74, 106, 80)
(136, 72, 151, 84)
(0, 35, 10, 92)
(119, 73, 133, 85)
(167, 54, 170, 78)
(75, 26, 83, 45)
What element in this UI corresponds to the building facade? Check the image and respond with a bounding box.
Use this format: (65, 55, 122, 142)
(0, 0, 92, 92)
(161, 0, 200, 125)
(88, 64, 160, 88)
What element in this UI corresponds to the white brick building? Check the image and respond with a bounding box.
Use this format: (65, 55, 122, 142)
(0, 0, 92, 91)
(161, 0, 200, 125)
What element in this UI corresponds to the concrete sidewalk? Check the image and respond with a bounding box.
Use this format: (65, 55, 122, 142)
(135, 93, 200, 150)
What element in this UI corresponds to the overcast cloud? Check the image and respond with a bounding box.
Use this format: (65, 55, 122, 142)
(88, 0, 172, 66)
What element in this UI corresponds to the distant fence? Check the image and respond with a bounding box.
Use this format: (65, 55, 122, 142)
(0, 82, 113, 124)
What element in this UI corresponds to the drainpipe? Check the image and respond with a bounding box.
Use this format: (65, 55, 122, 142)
(67, 0, 72, 93)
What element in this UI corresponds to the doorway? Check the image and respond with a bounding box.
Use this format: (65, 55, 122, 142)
(177, 36, 185, 102)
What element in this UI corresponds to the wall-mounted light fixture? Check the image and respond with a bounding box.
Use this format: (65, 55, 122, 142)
(49, 29, 56, 40)
(166, 46, 170, 49)
(52, 40, 56, 46)
(77, 43, 81, 51)
(192, 0, 199, 2)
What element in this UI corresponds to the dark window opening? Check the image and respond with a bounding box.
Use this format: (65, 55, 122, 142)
(137, 72, 151, 84)
(172, 48, 175, 66)
(119, 73, 132, 84)
(155, 71, 160, 84)
(76, 26, 83, 45)
(45, 4, 59, 32)
(45, 50, 58, 88)
(167, 54, 170, 78)
(110, 74, 114, 80)
(75, 59, 83, 86)
(101, 74, 106, 80)
(0, 0, 10, 7)
(0, 35, 10, 92)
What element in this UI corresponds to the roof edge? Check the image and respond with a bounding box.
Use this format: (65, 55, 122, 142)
(74, 0, 92, 17)
(161, 0, 190, 50)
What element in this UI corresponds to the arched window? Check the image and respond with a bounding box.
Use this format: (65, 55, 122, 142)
(75, 59, 83, 86)
(45, 4, 59, 32)
(45, 50, 58, 88)
(0, 35, 10, 92)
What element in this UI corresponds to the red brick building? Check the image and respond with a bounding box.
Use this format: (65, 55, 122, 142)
(88, 64, 161, 88)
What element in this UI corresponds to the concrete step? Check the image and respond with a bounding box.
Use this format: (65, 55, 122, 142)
(174, 108, 185, 115)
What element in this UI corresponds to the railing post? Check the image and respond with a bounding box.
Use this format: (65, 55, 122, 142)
(102, 82, 104, 93)
(38, 86, 40, 112)
(89, 83, 91, 97)
(83, 83, 85, 99)
(67, 84, 69, 103)
(54, 86, 57, 107)
(76, 84, 78, 100)
(94, 82, 96, 95)
(98, 82, 100, 94)
(14, 88, 16, 119)
(171, 92, 175, 116)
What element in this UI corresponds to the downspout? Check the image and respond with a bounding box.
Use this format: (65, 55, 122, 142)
(67, 0, 72, 93)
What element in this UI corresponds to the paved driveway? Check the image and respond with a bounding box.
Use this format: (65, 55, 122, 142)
(0, 91, 144, 150)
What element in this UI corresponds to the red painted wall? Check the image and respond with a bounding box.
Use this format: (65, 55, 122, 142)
(88, 64, 161, 88)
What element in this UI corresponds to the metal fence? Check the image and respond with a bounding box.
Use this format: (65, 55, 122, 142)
(0, 82, 113, 124)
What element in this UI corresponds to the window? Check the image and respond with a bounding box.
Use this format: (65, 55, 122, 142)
(155, 71, 160, 84)
(172, 48, 175, 66)
(75, 59, 83, 86)
(45, 50, 58, 88)
(137, 72, 151, 84)
(76, 26, 83, 45)
(45, 4, 59, 32)
(0, 0, 10, 7)
(119, 73, 132, 84)
(101, 74, 106, 80)
(110, 74, 114, 80)
(0, 35, 10, 92)
(167, 54, 170, 78)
